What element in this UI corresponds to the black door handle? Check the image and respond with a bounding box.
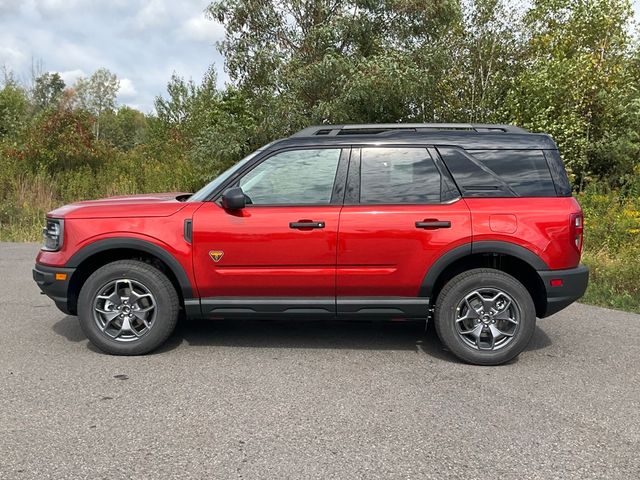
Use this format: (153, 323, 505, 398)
(415, 220, 451, 229)
(290, 221, 325, 229)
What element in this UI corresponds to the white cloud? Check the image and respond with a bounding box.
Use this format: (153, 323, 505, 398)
(0, 45, 26, 67)
(132, 0, 169, 30)
(178, 15, 224, 43)
(118, 78, 137, 97)
(33, 0, 86, 17)
(1, 0, 226, 111)
(57, 69, 86, 86)
(0, 0, 25, 15)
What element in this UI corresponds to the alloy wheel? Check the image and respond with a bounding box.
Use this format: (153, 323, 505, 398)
(92, 279, 157, 342)
(455, 288, 520, 351)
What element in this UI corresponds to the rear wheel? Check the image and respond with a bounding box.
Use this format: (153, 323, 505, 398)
(78, 260, 179, 355)
(434, 268, 536, 365)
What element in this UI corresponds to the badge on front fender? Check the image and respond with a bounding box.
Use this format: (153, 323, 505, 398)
(209, 250, 224, 262)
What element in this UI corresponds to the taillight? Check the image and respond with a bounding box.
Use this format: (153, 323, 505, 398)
(570, 213, 583, 252)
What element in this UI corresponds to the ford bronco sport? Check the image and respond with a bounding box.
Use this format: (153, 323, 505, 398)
(33, 123, 588, 365)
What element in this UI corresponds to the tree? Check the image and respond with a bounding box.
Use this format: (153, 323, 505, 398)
(152, 68, 259, 181)
(16, 107, 106, 173)
(506, 0, 638, 188)
(32, 72, 66, 111)
(154, 73, 200, 126)
(207, 0, 461, 130)
(100, 106, 148, 151)
(0, 83, 29, 139)
(74, 68, 119, 139)
(443, 0, 524, 122)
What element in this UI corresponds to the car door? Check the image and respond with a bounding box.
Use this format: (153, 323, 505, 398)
(336, 146, 472, 317)
(192, 147, 349, 318)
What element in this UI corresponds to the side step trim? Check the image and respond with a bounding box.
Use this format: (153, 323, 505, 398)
(199, 297, 335, 318)
(189, 297, 430, 320)
(337, 297, 430, 319)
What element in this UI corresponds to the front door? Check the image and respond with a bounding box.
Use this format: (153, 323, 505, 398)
(192, 147, 347, 317)
(336, 146, 472, 317)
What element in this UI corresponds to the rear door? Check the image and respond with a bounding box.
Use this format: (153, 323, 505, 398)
(336, 146, 472, 317)
(192, 147, 349, 317)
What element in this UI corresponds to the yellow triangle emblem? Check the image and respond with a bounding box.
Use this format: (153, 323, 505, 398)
(209, 250, 224, 262)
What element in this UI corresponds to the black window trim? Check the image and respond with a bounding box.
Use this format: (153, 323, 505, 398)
(344, 147, 361, 204)
(345, 144, 462, 206)
(211, 145, 350, 208)
(427, 147, 462, 203)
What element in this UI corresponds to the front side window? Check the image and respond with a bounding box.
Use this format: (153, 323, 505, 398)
(360, 148, 443, 204)
(239, 149, 341, 205)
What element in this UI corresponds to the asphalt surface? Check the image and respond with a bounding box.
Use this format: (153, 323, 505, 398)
(1, 242, 639, 479)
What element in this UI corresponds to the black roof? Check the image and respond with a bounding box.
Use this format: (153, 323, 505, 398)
(274, 124, 557, 150)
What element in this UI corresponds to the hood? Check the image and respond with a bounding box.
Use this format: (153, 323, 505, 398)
(48, 192, 192, 219)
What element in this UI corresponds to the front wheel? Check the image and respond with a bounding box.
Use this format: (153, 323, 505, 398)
(434, 268, 536, 365)
(78, 260, 179, 355)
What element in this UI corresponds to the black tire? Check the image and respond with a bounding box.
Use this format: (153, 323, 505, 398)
(434, 268, 536, 366)
(78, 260, 179, 355)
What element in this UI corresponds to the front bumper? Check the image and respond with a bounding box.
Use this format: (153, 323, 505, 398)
(33, 263, 76, 315)
(538, 264, 589, 317)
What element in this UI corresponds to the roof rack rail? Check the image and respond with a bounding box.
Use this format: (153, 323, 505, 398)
(291, 123, 528, 137)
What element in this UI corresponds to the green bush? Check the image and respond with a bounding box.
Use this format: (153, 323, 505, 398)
(578, 182, 640, 313)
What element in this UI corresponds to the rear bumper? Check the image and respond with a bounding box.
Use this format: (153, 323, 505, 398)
(33, 263, 76, 315)
(538, 264, 589, 317)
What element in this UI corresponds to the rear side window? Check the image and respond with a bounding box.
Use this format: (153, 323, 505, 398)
(467, 150, 557, 197)
(438, 148, 557, 197)
(437, 148, 513, 197)
(360, 148, 446, 204)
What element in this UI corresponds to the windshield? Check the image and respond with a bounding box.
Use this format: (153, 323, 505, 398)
(188, 147, 268, 202)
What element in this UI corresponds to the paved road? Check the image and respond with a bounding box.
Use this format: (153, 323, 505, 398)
(1, 242, 639, 479)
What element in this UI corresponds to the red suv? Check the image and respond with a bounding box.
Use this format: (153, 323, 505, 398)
(33, 123, 588, 365)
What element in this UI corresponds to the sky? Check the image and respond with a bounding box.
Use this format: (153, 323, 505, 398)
(1, 0, 639, 113)
(0, 0, 226, 112)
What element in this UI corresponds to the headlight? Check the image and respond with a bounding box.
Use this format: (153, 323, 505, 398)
(42, 218, 64, 251)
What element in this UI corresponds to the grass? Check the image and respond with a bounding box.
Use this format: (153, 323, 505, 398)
(578, 190, 640, 313)
(582, 249, 640, 313)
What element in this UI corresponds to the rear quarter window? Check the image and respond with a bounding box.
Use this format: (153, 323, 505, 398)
(437, 147, 513, 197)
(466, 150, 557, 197)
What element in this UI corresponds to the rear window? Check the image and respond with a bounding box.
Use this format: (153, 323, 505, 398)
(467, 150, 557, 197)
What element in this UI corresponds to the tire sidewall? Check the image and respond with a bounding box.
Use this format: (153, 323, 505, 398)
(78, 261, 178, 355)
(435, 269, 536, 365)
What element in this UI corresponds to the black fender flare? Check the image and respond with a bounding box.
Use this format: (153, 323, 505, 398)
(66, 237, 194, 298)
(419, 241, 548, 297)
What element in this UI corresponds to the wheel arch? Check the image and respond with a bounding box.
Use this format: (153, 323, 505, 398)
(422, 241, 548, 318)
(65, 238, 193, 315)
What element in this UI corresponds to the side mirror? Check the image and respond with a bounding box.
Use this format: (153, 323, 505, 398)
(221, 186, 246, 210)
